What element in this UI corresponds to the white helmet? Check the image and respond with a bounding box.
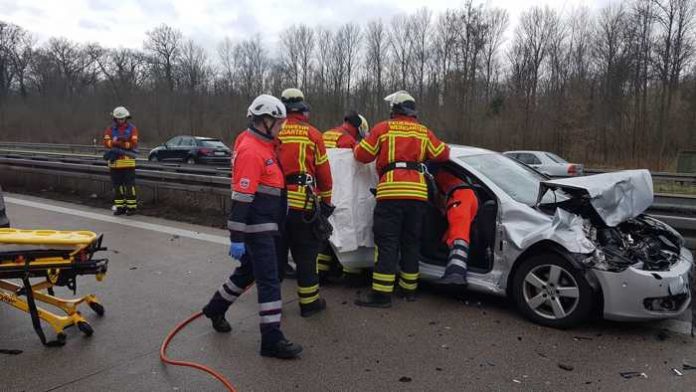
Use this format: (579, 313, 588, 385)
(384, 90, 417, 116)
(281, 88, 310, 112)
(112, 106, 130, 119)
(358, 114, 369, 138)
(247, 94, 287, 119)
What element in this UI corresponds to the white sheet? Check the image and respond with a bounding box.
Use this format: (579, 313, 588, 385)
(327, 149, 378, 253)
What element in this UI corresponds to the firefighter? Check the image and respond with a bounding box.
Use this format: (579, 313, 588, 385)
(354, 91, 450, 307)
(433, 169, 479, 286)
(317, 110, 369, 284)
(202, 94, 303, 359)
(103, 106, 139, 216)
(277, 88, 334, 317)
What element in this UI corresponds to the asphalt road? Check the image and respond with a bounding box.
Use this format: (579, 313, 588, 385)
(1, 194, 695, 392)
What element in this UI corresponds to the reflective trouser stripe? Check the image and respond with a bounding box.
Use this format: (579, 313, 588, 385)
(317, 253, 332, 272)
(372, 282, 394, 293)
(342, 266, 361, 274)
(399, 271, 419, 291)
(298, 284, 320, 305)
(218, 279, 245, 303)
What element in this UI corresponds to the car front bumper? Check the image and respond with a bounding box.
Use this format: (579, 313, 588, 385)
(593, 246, 693, 321)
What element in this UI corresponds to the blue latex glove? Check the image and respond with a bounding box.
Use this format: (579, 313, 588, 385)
(229, 242, 246, 259)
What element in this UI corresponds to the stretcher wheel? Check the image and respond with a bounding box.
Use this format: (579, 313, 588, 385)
(89, 302, 105, 317)
(77, 321, 94, 337)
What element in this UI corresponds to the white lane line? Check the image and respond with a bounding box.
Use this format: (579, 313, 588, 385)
(5, 196, 229, 245)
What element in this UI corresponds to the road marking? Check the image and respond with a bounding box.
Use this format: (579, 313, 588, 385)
(5, 196, 229, 245)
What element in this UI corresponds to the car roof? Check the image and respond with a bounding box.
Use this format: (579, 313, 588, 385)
(503, 150, 547, 154)
(449, 144, 497, 157)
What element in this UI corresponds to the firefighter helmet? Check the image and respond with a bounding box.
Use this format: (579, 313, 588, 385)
(247, 94, 287, 119)
(384, 90, 417, 117)
(281, 88, 310, 113)
(112, 106, 130, 119)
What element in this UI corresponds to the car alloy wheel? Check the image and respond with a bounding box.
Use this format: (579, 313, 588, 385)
(149, 155, 159, 162)
(522, 264, 579, 320)
(186, 157, 196, 165)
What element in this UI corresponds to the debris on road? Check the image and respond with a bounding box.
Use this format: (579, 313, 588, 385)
(558, 363, 574, 371)
(399, 377, 412, 383)
(619, 371, 648, 379)
(672, 368, 683, 376)
(512, 379, 522, 384)
(573, 336, 593, 341)
(0, 349, 23, 355)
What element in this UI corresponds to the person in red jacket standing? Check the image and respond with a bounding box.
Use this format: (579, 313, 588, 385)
(276, 88, 334, 317)
(317, 110, 369, 284)
(202, 94, 303, 359)
(433, 169, 479, 286)
(103, 106, 139, 215)
(354, 91, 450, 307)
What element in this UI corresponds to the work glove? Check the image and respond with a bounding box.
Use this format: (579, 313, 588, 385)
(320, 202, 335, 218)
(229, 242, 246, 260)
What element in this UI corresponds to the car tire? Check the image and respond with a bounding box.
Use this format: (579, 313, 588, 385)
(148, 155, 159, 162)
(185, 157, 196, 165)
(511, 252, 594, 329)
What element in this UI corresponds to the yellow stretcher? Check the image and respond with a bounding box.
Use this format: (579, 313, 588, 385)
(0, 229, 108, 346)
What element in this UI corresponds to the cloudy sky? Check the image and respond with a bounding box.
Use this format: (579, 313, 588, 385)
(1, 0, 613, 50)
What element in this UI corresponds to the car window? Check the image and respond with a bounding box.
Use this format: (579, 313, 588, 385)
(457, 153, 568, 206)
(181, 137, 196, 147)
(545, 152, 568, 164)
(199, 139, 228, 149)
(167, 136, 182, 147)
(517, 153, 541, 165)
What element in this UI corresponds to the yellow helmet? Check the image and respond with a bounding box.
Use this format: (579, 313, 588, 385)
(280, 88, 310, 112)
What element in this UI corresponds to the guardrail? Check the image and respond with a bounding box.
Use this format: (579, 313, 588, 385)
(0, 141, 153, 158)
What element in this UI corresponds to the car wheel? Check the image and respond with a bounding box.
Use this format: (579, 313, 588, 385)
(185, 157, 196, 165)
(512, 252, 594, 328)
(148, 155, 159, 162)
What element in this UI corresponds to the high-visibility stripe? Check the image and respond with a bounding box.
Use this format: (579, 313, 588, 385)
(343, 266, 361, 274)
(318, 263, 330, 272)
(378, 182, 428, 189)
(316, 151, 329, 165)
(387, 135, 395, 183)
(319, 190, 332, 198)
(259, 300, 283, 311)
(231, 192, 255, 202)
(260, 314, 281, 324)
(358, 139, 378, 155)
(317, 253, 333, 262)
(299, 294, 320, 305)
(298, 284, 319, 294)
(399, 280, 418, 290)
(399, 271, 419, 281)
(109, 159, 136, 169)
(373, 282, 394, 293)
(373, 272, 395, 282)
(428, 142, 446, 157)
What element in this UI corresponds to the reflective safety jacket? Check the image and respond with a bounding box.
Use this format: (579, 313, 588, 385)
(435, 170, 478, 246)
(323, 122, 359, 149)
(354, 115, 449, 201)
(227, 128, 285, 242)
(277, 113, 333, 210)
(103, 122, 139, 169)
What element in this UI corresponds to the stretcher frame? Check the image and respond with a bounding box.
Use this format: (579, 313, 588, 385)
(0, 229, 108, 346)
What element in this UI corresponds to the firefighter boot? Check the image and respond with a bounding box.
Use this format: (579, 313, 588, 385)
(202, 305, 231, 333)
(354, 290, 392, 308)
(300, 298, 326, 318)
(395, 287, 417, 302)
(261, 339, 304, 359)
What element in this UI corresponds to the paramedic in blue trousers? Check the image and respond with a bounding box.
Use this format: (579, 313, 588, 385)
(202, 94, 303, 359)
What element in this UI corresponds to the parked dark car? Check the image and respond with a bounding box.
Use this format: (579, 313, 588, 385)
(0, 185, 9, 228)
(148, 136, 231, 165)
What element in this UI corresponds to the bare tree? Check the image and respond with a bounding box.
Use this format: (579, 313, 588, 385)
(364, 19, 389, 117)
(144, 24, 182, 92)
(389, 14, 414, 88)
(234, 34, 268, 100)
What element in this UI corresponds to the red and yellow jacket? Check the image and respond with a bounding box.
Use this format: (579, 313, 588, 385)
(354, 115, 449, 201)
(323, 122, 358, 149)
(277, 113, 333, 210)
(103, 122, 139, 169)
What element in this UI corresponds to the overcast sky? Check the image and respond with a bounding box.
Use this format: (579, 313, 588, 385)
(1, 0, 613, 50)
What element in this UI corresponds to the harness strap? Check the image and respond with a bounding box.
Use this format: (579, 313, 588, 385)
(379, 161, 425, 177)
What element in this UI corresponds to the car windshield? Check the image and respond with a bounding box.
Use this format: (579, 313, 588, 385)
(457, 153, 568, 206)
(199, 139, 227, 149)
(545, 152, 568, 163)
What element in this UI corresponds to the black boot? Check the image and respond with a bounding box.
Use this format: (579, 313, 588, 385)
(395, 287, 417, 302)
(113, 207, 126, 216)
(260, 339, 303, 359)
(435, 272, 468, 286)
(125, 208, 137, 216)
(354, 291, 392, 308)
(300, 298, 326, 318)
(202, 306, 231, 333)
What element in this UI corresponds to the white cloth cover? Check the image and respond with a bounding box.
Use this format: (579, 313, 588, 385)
(326, 149, 378, 253)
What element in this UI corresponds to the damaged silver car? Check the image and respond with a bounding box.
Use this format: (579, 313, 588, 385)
(339, 146, 693, 328)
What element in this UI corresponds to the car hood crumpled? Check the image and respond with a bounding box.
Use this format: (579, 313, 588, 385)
(537, 170, 654, 227)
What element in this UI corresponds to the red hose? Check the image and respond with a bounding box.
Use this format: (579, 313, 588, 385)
(160, 311, 238, 392)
